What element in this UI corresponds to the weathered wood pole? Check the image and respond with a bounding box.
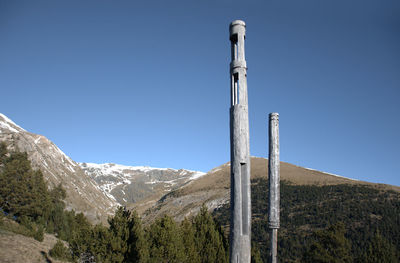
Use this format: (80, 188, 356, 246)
(268, 113, 280, 263)
(229, 20, 251, 263)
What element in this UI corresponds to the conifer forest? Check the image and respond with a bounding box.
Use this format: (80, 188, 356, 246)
(1, 143, 399, 262)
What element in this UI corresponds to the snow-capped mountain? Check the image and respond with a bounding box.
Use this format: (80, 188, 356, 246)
(0, 113, 118, 223)
(0, 113, 26, 134)
(4, 113, 389, 226)
(79, 162, 205, 205)
(0, 113, 206, 222)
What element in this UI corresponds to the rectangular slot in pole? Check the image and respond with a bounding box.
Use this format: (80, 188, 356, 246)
(231, 75, 235, 106)
(241, 162, 248, 235)
(234, 73, 239, 105)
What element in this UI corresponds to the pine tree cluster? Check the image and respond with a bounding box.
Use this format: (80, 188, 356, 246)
(2, 142, 398, 262)
(0, 143, 231, 262)
(0, 142, 90, 244)
(214, 177, 400, 262)
(68, 205, 229, 263)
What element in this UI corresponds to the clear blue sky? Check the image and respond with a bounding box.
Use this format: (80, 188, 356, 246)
(1, 0, 399, 186)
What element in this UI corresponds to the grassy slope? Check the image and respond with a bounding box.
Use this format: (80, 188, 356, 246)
(0, 219, 68, 263)
(135, 157, 400, 261)
(136, 157, 399, 223)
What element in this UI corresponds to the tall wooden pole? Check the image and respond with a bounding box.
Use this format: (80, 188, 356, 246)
(229, 20, 251, 263)
(268, 113, 280, 263)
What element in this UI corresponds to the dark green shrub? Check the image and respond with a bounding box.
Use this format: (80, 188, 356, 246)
(49, 240, 72, 261)
(33, 224, 44, 242)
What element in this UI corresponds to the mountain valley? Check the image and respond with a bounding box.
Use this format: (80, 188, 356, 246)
(0, 113, 206, 223)
(1, 113, 400, 262)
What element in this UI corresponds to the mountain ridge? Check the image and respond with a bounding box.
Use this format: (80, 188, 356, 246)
(79, 162, 205, 206)
(0, 113, 207, 223)
(134, 156, 400, 223)
(1, 113, 399, 225)
(0, 113, 117, 223)
(2, 113, 400, 262)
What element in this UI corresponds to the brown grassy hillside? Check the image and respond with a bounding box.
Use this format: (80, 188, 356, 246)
(135, 157, 399, 223)
(0, 230, 67, 263)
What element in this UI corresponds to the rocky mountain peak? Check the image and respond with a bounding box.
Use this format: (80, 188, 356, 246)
(0, 113, 207, 223)
(0, 113, 26, 133)
(79, 162, 205, 206)
(0, 113, 118, 224)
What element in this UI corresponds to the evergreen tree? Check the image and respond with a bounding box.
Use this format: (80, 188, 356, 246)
(127, 210, 149, 263)
(49, 240, 72, 261)
(90, 224, 113, 263)
(47, 201, 67, 236)
(18, 215, 44, 241)
(69, 212, 95, 261)
(0, 152, 51, 221)
(0, 142, 7, 165)
(50, 183, 67, 204)
(193, 205, 228, 263)
(69, 219, 94, 261)
(357, 231, 399, 263)
(251, 242, 262, 263)
(147, 214, 185, 263)
(303, 222, 352, 263)
(108, 206, 131, 262)
(181, 217, 201, 263)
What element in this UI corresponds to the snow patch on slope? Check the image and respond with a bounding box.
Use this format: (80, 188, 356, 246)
(304, 167, 359, 181)
(80, 162, 205, 180)
(81, 162, 175, 174)
(0, 113, 26, 133)
(189, 171, 206, 180)
(79, 162, 206, 205)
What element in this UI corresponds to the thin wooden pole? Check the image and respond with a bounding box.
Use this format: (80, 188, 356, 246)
(268, 113, 280, 263)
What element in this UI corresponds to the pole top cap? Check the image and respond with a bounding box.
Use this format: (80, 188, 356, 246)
(269, 113, 279, 121)
(230, 20, 246, 28)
